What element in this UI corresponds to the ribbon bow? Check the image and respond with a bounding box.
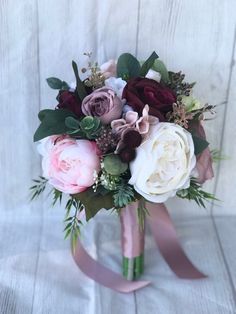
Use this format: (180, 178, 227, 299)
(72, 202, 206, 293)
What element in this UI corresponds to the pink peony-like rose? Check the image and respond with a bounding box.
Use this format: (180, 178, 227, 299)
(81, 87, 123, 124)
(100, 59, 117, 78)
(38, 136, 101, 194)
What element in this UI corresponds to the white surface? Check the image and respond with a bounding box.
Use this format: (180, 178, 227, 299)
(0, 208, 236, 313)
(1, 1, 236, 313)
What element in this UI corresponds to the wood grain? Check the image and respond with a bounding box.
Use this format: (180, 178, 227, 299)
(213, 27, 236, 215)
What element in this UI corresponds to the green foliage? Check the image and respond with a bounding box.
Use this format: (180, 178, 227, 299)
(46, 77, 69, 90)
(64, 197, 83, 253)
(139, 51, 159, 77)
(176, 177, 218, 208)
(117, 53, 141, 80)
(113, 183, 136, 208)
(192, 135, 209, 155)
(152, 59, 170, 83)
(52, 189, 62, 206)
(74, 188, 114, 221)
(72, 60, 87, 101)
(34, 109, 77, 142)
(65, 116, 102, 139)
(211, 149, 228, 163)
(30, 176, 48, 200)
(103, 154, 128, 175)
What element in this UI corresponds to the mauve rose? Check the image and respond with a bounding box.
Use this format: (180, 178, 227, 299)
(57, 91, 83, 117)
(190, 120, 214, 184)
(122, 77, 176, 121)
(81, 87, 123, 124)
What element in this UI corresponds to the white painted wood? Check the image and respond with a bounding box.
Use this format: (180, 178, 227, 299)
(0, 0, 41, 216)
(214, 217, 236, 292)
(137, 0, 236, 217)
(213, 30, 236, 215)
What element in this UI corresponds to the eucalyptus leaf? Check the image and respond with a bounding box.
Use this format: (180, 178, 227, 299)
(140, 51, 159, 77)
(46, 77, 69, 90)
(117, 53, 141, 80)
(152, 59, 170, 83)
(65, 116, 80, 129)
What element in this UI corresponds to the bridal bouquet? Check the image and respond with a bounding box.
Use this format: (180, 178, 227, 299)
(31, 51, 216, 292)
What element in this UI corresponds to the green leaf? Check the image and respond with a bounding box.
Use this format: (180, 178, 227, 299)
(192, 135, 209, 155)
(72, 60, 87, 101)
(65, 116, 80, 130)
(34, 109, 76, 142)
(152, 59, 170, 83)
(117, 53, 141, 80)
(46, 77, 69, 90)
(139, 51, 159, 77)
(74, 189, 114, 221)
(103, 154, 128, 175)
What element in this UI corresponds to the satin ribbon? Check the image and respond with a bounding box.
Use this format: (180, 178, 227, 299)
(72, 202, 206, 293)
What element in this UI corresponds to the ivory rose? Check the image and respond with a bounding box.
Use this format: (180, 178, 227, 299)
(129, 123, 196, 202)
(38, 136, 100, 194)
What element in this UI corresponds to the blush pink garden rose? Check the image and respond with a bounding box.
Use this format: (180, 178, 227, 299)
(38, 136, 101, 194)
(81, 87, 123, 124)
(100, 59, 117, 78)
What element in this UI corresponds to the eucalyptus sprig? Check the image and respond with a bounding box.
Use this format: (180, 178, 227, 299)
(64, 197, 83, 252)
(30, 176, 48, 200)
(177, 177, 218, 207)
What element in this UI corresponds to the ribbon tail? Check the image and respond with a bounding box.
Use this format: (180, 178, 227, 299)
(146, 202, 207, 279)
(72, 236, 150, 293)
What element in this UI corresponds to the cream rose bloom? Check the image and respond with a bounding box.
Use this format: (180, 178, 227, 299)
(129, 123, 196, 203)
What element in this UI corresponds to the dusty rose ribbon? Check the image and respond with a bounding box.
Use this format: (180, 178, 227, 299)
(72, 202, 206, 293)
(120, 202, 145, 258)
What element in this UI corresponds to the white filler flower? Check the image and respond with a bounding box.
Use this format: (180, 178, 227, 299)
(129, 123, 196, 203)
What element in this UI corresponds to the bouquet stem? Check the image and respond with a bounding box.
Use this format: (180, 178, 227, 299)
(120, 201, 145, 280)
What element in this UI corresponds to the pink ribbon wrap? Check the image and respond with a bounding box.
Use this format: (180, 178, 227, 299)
(72, 201, 207, 293)
(120, 202, 145, 259)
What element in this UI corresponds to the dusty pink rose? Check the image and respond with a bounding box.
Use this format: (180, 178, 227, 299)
(100, 59, 117, 78)
(38, 136, 100, 194)
(190, 121, 214, 183)
(81, 87, 123, 124)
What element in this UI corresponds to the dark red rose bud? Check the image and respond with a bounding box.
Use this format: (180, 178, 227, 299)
(119, 148, 136, 163)
(57, 91, 83, 118)
(122, 129, 142, 148)
(122, 77, 176, 121)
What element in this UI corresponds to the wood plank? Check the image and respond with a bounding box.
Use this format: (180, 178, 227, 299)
(137, 0, 236, 218)
(136, 217, 236, 313)
(214, 217, 236, 293)
(0, 0, 41, 216)
(213, 28, 236, 215)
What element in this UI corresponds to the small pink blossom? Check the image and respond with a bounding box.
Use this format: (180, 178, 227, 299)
(100, 59, 117, 79)
(38, 136, 101, 194)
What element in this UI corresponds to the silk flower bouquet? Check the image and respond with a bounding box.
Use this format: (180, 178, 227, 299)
(31, 51, 217, 292)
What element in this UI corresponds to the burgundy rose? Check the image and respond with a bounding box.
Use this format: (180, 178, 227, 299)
(57, 91, 83, 118)
(122, 77, 176, 121)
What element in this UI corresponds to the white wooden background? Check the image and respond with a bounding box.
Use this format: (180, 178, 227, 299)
(0, 1, 236, 313)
